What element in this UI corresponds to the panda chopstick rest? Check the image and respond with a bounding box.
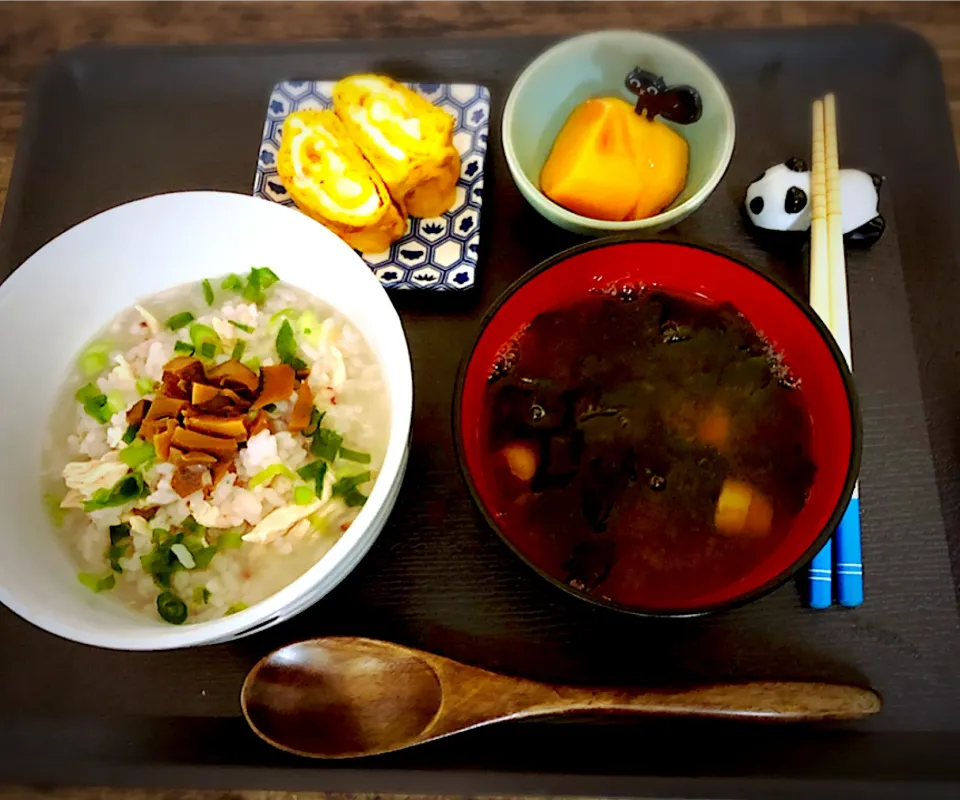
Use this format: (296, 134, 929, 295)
(744, 156, 885, 247)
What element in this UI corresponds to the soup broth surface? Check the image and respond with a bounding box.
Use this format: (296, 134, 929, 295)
(484, 286, 816, 609)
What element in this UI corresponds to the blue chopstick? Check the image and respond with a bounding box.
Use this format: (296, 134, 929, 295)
(836, 488, 863, 606)
(809, 540, 833, 609)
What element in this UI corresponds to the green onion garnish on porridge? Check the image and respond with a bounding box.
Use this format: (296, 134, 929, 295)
(43, 268, 389, 625)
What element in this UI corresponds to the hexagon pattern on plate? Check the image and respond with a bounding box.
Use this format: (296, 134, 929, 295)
(253, 80, 490, 291)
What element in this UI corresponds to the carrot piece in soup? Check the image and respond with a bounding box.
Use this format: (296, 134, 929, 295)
(501, 442, 539, 482)
(715, 479, 773, 538)
(697, 405, 730, 450)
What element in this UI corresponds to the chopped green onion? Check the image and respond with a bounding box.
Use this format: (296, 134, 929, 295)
(333, 471, 371, 497)
(343, 489, 367, 507)
(83, 473, 148, 512)
(105, 390, 126, 415)
(275, 320, 299, 366)
(43, 493, 66, 526)
(270, 307, 295, 324)
(248, 463, 296, 489)
(338, 447, 371, 464)
(332, 470, 370, 508)
(296, 461, 326, 481)
(107, 523, 132, 573)
(217, 530, 244, 550)
(262, 403, 277, 413)
(75, 382, 100, 403)
(202, 279, 214, 306)
(109, 523, 130, 545)
(225, 602, 248, 616)
(121, 423, 139, 444)
(296, 310, 323, 346)
(78, 572, 115, 593)
(230, 340, 246, 361)
(252, 267, 279, 288)
(106, 524, 131, 573)
(157, 591, 188, 625)
(229, 319, 254, 334)
(193, 586, 211, 605)
(75, 383, 113, 424)
(141, 531, 188, 588)
(303, 408, 323, 436)
(307, 512, 328, 530)
(189, 322, 220, 352)
(182, 535, 206, 556)
(311, 427, 343, 462)
(199, 341, 216, 359)
(136, 376, 157, 396)
(119, 439, 155, 469)
(297, 460, 327, 497)
(79, 342, 111, 378)
(84, 398, 112, 424)
(244, 356, 261, 371)
(242, 267, 280, 305)
(192, 546, 218, 570)
(181, 516, 204, 536)
(294, 485, 316, 505)
(165, 311, 195, 331)
(170, 543, 196, 569)
(106, 544, 129, 572)
(221, 273, 244, 292)
(174, 340, 195, 355)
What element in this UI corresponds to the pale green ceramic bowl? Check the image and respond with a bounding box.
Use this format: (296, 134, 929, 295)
(503, 30, 736, 235)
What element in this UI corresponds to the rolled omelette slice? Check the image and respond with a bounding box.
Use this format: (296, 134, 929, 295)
(276, 109, 407, 253)
(332, 75, 461, 219)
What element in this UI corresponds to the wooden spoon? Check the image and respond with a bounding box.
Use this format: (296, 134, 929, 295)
(241, 637, 881, 759)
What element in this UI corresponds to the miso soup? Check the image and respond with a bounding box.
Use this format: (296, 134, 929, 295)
(483, 286, 817, 609)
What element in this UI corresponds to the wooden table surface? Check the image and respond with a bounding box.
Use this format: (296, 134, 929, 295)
(1, 1, 959, 799)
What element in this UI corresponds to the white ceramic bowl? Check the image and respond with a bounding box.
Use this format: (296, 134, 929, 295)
(0, 191, 413, 650)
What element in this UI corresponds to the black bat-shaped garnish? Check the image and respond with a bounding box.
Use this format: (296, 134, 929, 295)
(624, 68, 702, 125)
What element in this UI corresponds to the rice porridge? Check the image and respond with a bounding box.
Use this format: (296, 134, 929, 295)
(41, 268, 389, 624)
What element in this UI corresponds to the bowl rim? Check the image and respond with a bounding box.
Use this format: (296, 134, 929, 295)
(0, 190, 414, 649)
(452, 233, 862, 618)
(501, 29, 737, 231)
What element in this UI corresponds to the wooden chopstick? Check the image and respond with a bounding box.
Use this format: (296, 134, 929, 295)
(823, 93, 864, 607)
(807, 93, 864, 609)
(824, 94, 851, 360)
(807, 97, 833, 610)
(809, 98, 831, 324)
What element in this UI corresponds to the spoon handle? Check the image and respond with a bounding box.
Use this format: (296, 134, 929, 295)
(551, 681, 881, 722)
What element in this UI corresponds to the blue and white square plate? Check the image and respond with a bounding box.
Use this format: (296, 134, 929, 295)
(253, 80, 490, 291)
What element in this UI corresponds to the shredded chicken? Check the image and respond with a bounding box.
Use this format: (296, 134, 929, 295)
(242, 500, 321, 544)
(316, 318, 347, 391)
(62, 457, 130, 499)
(189, 496, 224, 528)
(127, 514, 151, 537)
(329, 344, 347, 391)
(135, 304, 159, 335)
(288, 518, 313, 539)
(109, 355, 135, 385)
(59, 489, 84, 509)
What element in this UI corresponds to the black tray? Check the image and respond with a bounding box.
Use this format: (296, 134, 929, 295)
(3, 25, 960, 799)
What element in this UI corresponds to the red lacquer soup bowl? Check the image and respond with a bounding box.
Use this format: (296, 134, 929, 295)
(454, 237, 861, 617)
